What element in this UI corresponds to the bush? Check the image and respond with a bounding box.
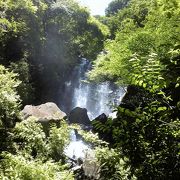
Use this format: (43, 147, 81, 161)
(0, 65, 21, 129)
(0, 152, 74, 180)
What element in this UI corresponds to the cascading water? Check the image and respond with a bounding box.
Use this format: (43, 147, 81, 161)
(60, 58, 125, 119)
(62, 58, 125, 160)
(64, 130, 89, 159)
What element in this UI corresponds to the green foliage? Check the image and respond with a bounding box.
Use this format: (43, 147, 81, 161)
(0, 117, 74, 179)
(0, 0, 46, 103)
(105, 0, 130, 16)
(9, 58, 34, 105)
(0, 152, 74, 180)
(77, 127, 108, 146)
(48, 121, 71, 162)
(95, 147, 136, 180)
(89, 0, 180, 87)
(113, 103, 180, 178)
(0, 0, 108, 178)
(14, 117, 48, 160)
(88, 16, 110, 37)
(0, 0, 179, 179)
(0, 0, 106, 103)
(129, 53, 165, 92)
(90, 0, 180, 179)
(14, 117, 71, 161)
(0, 65, 21, 153)
(71, 124, 135, 179)
(0, 65, 21, 129)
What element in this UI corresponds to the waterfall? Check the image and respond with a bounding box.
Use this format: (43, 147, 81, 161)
(59, 58, 125, 119)
(62, 58, 125, 160)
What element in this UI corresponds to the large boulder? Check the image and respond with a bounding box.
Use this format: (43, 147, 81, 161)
(21, 102, 66, 136)
(68, 107, 91, 126)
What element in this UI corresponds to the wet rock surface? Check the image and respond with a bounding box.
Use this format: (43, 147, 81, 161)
(68, 107, 91, 126)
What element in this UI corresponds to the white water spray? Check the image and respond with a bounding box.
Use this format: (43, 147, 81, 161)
(60, 58, 125, 119)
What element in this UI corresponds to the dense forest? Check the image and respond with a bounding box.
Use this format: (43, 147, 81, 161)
(0, 0, 179, 179)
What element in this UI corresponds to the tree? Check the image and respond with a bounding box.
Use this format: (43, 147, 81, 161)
(105, 0, 130, 16)
(0, 0, 107, 104)
(90, 0, 180, 178)
(0, 65, 21, 129)
(0, 65, 21, 152)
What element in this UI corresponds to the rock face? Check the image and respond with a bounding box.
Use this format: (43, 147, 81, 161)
(68, 107, 91, 126)
(21, 102, 66, 135)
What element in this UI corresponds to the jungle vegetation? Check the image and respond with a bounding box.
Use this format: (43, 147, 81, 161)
(0, 0, 179, 179)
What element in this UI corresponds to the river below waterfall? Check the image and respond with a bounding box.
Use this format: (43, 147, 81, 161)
(64, 130, 89, 159)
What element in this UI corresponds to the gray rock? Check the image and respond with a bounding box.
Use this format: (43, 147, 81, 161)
(21, 102, 66, 121)
(21, 102, 66, 136)
(83, 150, 100, 179)
(68, 107, 91, 126)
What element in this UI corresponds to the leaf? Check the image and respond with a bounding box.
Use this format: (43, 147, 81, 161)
(157, 107, 167, 111)
(139, 80, 143, 86)
(175, 83, 179, 88)
(143, 83, 147, 88)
